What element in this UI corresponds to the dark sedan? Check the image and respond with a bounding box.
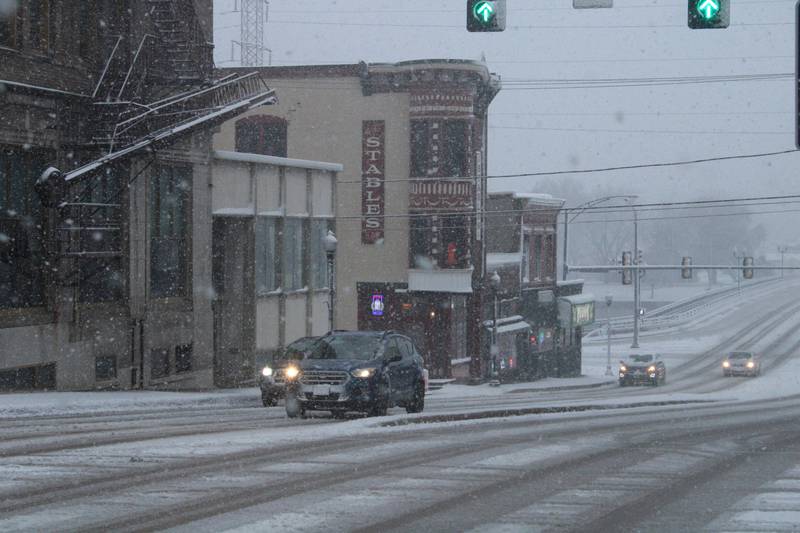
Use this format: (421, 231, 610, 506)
(619, 354, 667, 386)
(258, 337, 319, 407)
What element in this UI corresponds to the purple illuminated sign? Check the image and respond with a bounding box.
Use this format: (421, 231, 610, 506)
(370, 294, 385, 317)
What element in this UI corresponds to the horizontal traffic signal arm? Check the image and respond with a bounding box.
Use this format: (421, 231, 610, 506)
(567, 265, 800, 272)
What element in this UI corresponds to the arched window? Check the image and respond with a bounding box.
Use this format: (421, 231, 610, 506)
(235, 115, 288, 157)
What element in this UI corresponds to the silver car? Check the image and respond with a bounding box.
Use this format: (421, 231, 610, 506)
(722, 351, 761, 377)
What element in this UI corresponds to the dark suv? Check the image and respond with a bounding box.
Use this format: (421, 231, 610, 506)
(283, 331, 426, 418)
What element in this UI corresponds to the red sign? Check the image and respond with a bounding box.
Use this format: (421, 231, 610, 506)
(362, 121, 385, 244)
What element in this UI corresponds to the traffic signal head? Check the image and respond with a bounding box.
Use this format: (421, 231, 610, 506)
(681, 256, 693, 280)
(688, 0, 729, 29)
(743, 256, 754, 279)
(622, 251, 633, 285)
(467, 0, 506, 32)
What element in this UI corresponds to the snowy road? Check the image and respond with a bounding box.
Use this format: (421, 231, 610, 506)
(2, 279, 800, 531)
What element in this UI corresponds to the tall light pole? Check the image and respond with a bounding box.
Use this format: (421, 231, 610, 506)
(563, 195, 638, 281)
(324, 230, 337, 332)
(630, 199, 640, 349)
(605, 295, 613, 376)
(490, 271, 501, 380)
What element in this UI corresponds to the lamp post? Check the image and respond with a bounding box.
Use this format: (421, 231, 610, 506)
(323, 230, 337, 332)
(630, 199, 640, 349)
(490, 271, 501, 380)
(605, 294, 613, 376)
(562, 195, 638, 281)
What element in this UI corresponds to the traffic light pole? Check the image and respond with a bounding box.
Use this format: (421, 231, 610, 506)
(632, 207, 640, 349)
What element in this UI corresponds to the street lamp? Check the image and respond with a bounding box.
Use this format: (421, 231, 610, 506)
(625, 196, 641, 349)
(324, 230, 337, 331)
(490, 271, 501, 380)
(562, 195, 638, 281)
(604, 295, 613, 376)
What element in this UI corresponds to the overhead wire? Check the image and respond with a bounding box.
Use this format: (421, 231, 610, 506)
(330, 194, 800, 221)
(336, 149, 799, 185)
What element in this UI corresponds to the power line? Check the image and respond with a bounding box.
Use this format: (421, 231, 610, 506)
(331, 194, 800, 221)
(490, 125, 790, 135)
(355, 206, 800, 233)
(491, 111, 788, 116)
(337, 149, 799, 185)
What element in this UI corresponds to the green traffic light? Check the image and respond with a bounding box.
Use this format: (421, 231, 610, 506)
(473, 1, 496, 25)
(695, 0, 720, 20)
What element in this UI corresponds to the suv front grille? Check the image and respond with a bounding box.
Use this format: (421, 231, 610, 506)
(273, 368, 287, 384)
(300, 370, 349, 386)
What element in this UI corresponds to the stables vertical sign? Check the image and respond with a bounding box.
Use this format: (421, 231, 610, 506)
(362, 121, 385, 244)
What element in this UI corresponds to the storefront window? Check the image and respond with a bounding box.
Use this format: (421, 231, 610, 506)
(79, 167, 124, 303)
(282, 218, 304, 291)
(235, 116, 288, 157)
(0, 147, 48, 309)
(533, 235, 543, 280)
(310, 219, 330, 288)
(410, 121, 430, 177)
(410, 119, 469, 178)
(149, 165, 190, 299)
(409, 215, 432, 268)
(443, 121, 468, 177)
(255, 217, 278, 293)
(0, 8, 18, 48)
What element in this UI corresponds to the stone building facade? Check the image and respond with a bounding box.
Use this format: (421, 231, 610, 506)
(0, 0, 276, 390)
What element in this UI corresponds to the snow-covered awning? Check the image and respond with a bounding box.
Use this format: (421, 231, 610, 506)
(214, 150, 343, 173)
(482, 317, 531, 335)
(408, 269, 473, 294)
(487, 252, 521, 268)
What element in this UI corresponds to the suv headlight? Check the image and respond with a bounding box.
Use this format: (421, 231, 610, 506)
(648, 365, 656, 373)
(261, 366, 273, 377)
(285, 365, 300, 380)
(746, 361, 755, 368)
(352, 368, 377, 378)
(722, 361, 730, 368)
(619, 365, 627, 372)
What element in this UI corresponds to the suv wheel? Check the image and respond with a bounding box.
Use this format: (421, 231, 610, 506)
(405, 382, 425, 414)
(368, 378, 390, 417)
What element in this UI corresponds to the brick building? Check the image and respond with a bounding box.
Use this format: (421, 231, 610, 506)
(214, 60, 501, 378)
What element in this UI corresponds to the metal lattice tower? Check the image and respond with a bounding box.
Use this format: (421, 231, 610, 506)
(239, 0, 270, 67)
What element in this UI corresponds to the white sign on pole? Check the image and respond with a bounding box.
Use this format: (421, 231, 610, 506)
(573, 0, 613, 8)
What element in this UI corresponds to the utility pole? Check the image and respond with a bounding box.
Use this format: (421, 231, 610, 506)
(605, 295, 613, 376)
(631, 205, 640, 349)
(232, 0, 272, 67)
(778, 245, 788, 279)
(562, 210, 569, 281)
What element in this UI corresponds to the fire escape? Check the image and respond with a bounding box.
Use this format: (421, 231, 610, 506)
(36, 0, 277, 301)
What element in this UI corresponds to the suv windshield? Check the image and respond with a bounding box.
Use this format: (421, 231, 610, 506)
(729, 352, 752, 359)
(308, 335, 382, 361)
(277, 337, 319, 361)
(630, 355, 654, 363)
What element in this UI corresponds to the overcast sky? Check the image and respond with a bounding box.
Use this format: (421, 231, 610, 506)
(213, 0, 797, 249)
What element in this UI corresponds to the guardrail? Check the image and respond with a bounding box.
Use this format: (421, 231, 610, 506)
(584, 277, 781, 340)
